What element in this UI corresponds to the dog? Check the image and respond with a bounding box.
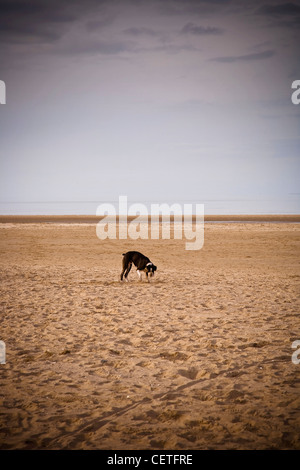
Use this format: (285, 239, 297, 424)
(120, 251, 157, 282)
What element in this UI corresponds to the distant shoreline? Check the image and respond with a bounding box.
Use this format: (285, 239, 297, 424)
(0, 214, 300, 223)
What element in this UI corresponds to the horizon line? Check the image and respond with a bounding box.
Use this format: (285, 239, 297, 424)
(0, 214, 299, 223)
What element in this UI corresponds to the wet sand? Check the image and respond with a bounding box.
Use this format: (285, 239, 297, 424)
(0, 218, 299, 449)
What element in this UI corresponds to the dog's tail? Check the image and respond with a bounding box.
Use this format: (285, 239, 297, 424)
(122, 253, 126, 256)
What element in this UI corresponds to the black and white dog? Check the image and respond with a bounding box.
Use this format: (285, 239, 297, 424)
(120, 251, 157, 282)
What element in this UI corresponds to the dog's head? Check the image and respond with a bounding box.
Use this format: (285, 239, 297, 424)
(146, 262, 157, 277)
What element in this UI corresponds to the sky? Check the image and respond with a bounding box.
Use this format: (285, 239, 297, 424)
(0, 0, 299, 214)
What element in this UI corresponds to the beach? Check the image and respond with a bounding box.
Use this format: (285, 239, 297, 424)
(0, 218, 299, 449)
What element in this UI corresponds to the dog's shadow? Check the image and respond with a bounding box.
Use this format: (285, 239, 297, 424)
(101, 277, 166, 286)
(119, 278, 166, 286)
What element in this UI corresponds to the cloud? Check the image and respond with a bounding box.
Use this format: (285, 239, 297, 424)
(256, 2, 300, 17)
(0, 22, 62, 43)
(0, 0, 106, 44)
(181, 22, 223, 35)
(123, 27, 159, 37)
(255, 2, 300, 28)
(85, 15, 115, 32)
(157, 0, 231, 17)
(211, 49, 275, 63)
(59, 40, 133, 56)
(132, 43, 199, 55)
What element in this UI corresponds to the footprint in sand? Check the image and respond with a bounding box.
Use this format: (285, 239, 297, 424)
(178, 367, 199, 380)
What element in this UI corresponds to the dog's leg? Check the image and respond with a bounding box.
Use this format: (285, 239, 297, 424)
(124, 262, 132, 282)
(137, 270, 142, 281)
(120, 265, 128, 281)
(120, 256, 127, 281)
(121, 255, 131, 282)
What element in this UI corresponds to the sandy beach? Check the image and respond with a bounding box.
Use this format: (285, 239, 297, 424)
(0, 218, 299, 450)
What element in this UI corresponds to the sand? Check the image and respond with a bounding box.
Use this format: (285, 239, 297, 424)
(0, 218, 299, 450)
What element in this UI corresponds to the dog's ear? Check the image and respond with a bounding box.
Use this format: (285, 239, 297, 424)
(153, 265, 157, 271)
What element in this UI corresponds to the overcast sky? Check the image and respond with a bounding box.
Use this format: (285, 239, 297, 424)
(0, 0, 299, 214)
